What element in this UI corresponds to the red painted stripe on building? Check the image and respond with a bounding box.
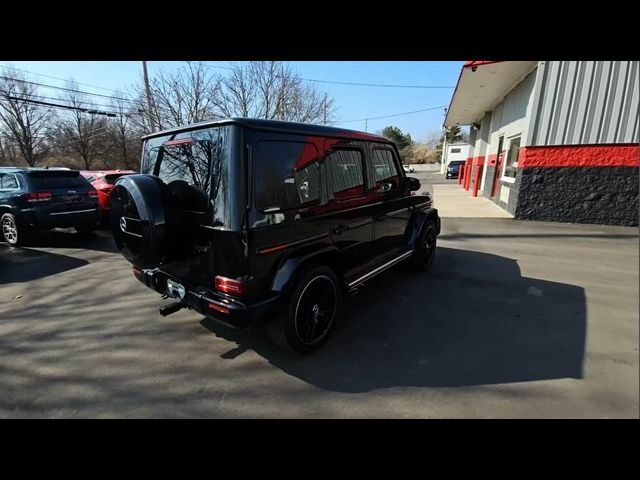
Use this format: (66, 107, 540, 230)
(472, 156, 485, 166)
(519, 144, 640, 168)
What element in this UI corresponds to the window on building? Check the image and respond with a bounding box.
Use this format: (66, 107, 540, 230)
(254, 140, 321, 211)
(327, 149, 365, 199)
(450, 148, 461, 153)
(503, 136, 521, 179)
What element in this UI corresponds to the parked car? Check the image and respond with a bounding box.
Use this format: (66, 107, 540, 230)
(403, 164, 415, 173)
(109, 118, 440, 353)
(0, 167, 99, 246)
(81, 170, 136, 225)
(446, 160, 465, 179)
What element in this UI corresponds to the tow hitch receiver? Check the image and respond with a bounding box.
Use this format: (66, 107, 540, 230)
(159, 301, 187, 317)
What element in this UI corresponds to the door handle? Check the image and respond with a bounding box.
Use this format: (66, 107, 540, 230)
(332, 224, 349, 235)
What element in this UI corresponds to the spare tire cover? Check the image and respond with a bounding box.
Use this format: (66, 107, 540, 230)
(110, 174, 169, 269)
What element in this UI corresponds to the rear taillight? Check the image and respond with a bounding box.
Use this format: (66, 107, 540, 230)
(88, 189, 99, 198)
(214, 276, 245, 296)
(22, 192, 52, 202)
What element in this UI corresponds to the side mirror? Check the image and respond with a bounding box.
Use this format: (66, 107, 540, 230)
(405, 176, 421, 192)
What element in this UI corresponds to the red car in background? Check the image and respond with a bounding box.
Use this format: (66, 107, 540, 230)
(81, 170, 136, 225)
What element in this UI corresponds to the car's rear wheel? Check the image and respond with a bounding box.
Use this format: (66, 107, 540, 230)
(409, 219, 437, 271)
(1, 213, 20, 246)
(266, 266, 342, 353)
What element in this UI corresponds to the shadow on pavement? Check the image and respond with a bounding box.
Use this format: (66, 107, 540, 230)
(201, 246, 587, 392)
(0, 245, 89, 285)
(9, 228, 118, 254)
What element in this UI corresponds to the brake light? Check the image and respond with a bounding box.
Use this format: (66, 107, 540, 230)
(23, 192, 52, 202)
(214, 276, 245, 296)
(164, 138, 194, 147)
(88, 189, 99, 198)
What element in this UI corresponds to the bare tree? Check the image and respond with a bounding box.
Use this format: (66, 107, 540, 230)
(106, 94, 143, 170)
(219, 62, 336, 124)
(130, 62, 222, 134)
(0, 69, 52, 167)
(134, 61, 336, 132)
(51, 80, 111, 170)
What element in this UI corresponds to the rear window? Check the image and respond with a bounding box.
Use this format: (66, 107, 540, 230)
(254, 140, 321, 211)
(104, 173, 133, 185)
(28, 171, 89, 189)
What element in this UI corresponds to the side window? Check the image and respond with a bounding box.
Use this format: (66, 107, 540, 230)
(254, 140, 320, 211)
(371, 148, 401, 189)
(502, 136, 521, 179)
(326, 149, 365, 199)
(1, 174, 19, 190)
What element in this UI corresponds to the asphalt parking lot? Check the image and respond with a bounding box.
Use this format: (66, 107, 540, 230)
(1, 171, 638, 418)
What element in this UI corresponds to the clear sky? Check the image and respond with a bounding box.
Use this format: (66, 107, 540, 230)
(0, 60, 463, 141)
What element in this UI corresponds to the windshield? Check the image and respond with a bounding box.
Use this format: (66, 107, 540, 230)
(141, 125, 235, 227)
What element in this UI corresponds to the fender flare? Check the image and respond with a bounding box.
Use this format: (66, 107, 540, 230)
(271, 245, 340, 293)
(407, 207, 440, 249)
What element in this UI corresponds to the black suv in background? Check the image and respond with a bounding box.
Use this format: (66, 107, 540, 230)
(446, 160, 465, 179)
(110, 118, 440, 353)
(0, 167, 99, 246)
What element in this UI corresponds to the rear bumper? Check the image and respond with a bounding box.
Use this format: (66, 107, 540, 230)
(18, 207, 99, 229)
(134, 268, 281, 329)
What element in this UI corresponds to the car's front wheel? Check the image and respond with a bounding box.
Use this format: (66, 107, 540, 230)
(1, 213, 20, 246)
(267, 266, 342, 353)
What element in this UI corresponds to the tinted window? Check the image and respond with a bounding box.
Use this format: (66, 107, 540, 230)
(155, 140, 213, 190)
(28, 171, 89, 189)
(371, 148, 400, 187)
(0, 174, 19, 189)
(254, 141, 320, 211)
(327, 149, 365, 198)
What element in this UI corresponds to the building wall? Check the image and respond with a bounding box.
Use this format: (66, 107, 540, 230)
(516, 61, 640, 226)
(444, 144, 470, 165)
(527, 61, 640, 146)
(479, 70, 538, 212)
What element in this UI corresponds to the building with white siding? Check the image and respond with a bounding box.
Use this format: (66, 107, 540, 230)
(445, 61, 639, 226)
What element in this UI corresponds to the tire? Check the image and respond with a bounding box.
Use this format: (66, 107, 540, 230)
(408, 219, 437, 271)
(266, 266, 342, 353)
(1, 213, 20, 246)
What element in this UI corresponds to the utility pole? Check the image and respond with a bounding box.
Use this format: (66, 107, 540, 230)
(365, 118, 368, 132)
(142, 61, 155, 132)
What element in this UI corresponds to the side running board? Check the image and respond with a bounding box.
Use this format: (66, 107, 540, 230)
(346, 250, 413, 290)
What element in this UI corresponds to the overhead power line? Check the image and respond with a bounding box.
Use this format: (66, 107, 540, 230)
(0, 64, 124, 93)
(1, 95, 118, 117)
(339, 104, 448, 123)
(197, 61, 454, 89)
(0, 75, 136, 104)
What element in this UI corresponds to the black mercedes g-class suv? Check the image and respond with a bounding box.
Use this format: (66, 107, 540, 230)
(110, 118, 440, 353)
(0, 167, 99, 246)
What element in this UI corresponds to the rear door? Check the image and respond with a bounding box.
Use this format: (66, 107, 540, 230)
(323, 141, 375, 272)
(368, 143, 411, 255)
